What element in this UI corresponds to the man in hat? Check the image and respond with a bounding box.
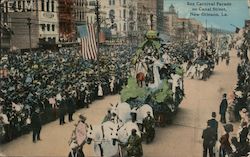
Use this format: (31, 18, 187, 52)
(142, 111, 155, 143)
(202, 121, 217, 157)
(126, 129, 143, 157)
(66, 92, 76, 122)
(58, 93, 66, 125)
(207, 112, 218, 139)
(31, 108, 42, 143)
(219, 93, 228, 123)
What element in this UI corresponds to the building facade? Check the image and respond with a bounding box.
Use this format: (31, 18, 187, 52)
(58, 0, 75, 42)
(2, 0, 59, 50)
(86, 0, 137, 37)
(0, 0, 12, 52)
(38, 0, 59, 46)
(163, 4, 178, 37)
(156, 0, 164, 32)
(74, 0, 87, 26)
(137, 0, 157, 34)
(3, 0, 40, 50)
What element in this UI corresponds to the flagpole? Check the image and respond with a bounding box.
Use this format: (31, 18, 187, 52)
(95, 0, 101, 84)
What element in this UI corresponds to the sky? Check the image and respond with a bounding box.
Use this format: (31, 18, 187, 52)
(164, 0, 250, 31)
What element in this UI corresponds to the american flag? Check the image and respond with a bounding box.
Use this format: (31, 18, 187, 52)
(77, 24, 97, 60)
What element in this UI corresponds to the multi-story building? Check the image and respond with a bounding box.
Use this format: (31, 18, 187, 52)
(0, 0, 12, 52)
(38, 0, 59, 46)
(2, 0, 59, 50)
(163, 4, 178, 36)
(86, 0, 137, 37)
(102, 0, 137, 37)
(137, 0, 157, 35)
(156, 0, 164, 32)
(58, 0, 74, 42)
(164, 4, 204, 40)
(74, 0, 87, 26)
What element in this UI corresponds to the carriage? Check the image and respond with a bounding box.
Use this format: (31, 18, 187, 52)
(192, 58, 215, 80)
(121, 30, 184, 127)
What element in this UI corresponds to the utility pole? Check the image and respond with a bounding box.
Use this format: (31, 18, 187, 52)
(0, 2, 3, 56)
(150, 14, 153, 30)
(95, 0, 101, 83)
(27, 17, 32, 53)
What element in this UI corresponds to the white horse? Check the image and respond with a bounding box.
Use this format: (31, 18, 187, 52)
(115, 121, 141, 144)
(110, 102, 132, 124)
(132, 104, 154, 124)
(86, 121, 119, 157)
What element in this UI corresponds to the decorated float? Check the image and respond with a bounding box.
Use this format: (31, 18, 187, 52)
(121, 30, 185, 126)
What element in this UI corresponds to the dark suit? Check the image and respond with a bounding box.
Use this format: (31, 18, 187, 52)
(67, 96, 76, 122)
(31, 111, 42, 142)
(202, 127, 216, 157)
(219, 99, 228, 123)
(239, 127, 249, 145)
(207, 118, 218, 140)
(58, 100, 66, 125)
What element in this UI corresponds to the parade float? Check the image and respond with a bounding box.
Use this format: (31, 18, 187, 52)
(120, 30, 185, 126)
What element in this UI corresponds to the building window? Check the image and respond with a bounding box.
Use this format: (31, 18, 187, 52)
(41, 0, 45, 11)
(47, 0, 50, 12)
(109, 9, 115, 19)
(17, 1, 22, 11)
(113, 0, 115, 5)
(47, 24, 50, 31)
(51, 1, 54, 12)
(123, 23, 126, 31)
(123, 0, 126, 5)
(109, 0, 112, 5)
(89, 1, 95, 6)
(52, 24, 55, 31)
(41, 24, 45, 31)
(123, 9, 126, 19)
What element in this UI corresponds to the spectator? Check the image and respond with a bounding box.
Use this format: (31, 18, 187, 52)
(219, 93, 228, 123)
(31, 108, 42, 143)
(202, 121, 216, 157)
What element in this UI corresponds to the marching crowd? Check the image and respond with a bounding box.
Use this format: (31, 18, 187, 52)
(0, 46, 134, 143)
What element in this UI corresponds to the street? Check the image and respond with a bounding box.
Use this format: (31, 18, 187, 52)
(0, 50, 240, 157)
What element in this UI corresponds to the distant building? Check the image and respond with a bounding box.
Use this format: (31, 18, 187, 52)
(163, 4, 178, 36)
(164, 4, 204, 40)
(137, 0, 157, 40)
(86, 0, 137, 37)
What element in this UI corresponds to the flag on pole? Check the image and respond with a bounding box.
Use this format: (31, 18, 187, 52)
(77, 24, 97, 60)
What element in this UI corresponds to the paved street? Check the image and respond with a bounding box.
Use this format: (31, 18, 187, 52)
(0, 50, 240, 157)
